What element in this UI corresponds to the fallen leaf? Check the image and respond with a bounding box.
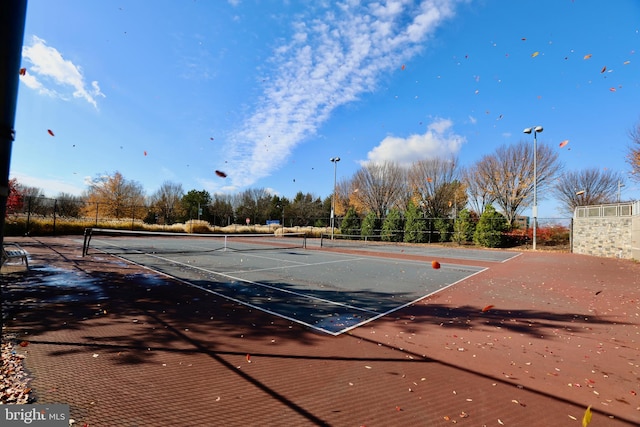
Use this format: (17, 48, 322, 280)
(482, 305, 494, 312)
(431, 260, 441, 269)
(582, 405, 592, 427)
(246, 354, 251, 363)
(19, 341, 29, 347)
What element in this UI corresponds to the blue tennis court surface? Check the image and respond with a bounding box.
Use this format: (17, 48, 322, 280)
(85, 234, 513, 335)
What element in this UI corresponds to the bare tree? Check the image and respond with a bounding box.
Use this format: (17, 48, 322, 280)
(149, 181, 185, 224)
(627, 119, 640, 181)
(351, 161, 406, 218)
(552, 168, 624, 215)
(463, 163, 495, 215)
(474, 141, 562, 227)
(234, 188, 271, 224)
(83, 171, 146, 220)
(408, 157, 461, 218)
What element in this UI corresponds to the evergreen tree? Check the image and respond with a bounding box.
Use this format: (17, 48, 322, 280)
(381, 208, 403, 242)
(340, 207, 360, 236)
(360, 211, 380, 238)
(473, 204, 508, 247)
(403, 201, 426, 243)
(434, 218, 452, 242)
(452, 209, 477, 244)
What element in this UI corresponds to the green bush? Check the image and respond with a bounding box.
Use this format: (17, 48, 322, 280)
(453, 209, 477, 244)
(473, 205, 508, 248)
(360, 211, 380, 237)
(403, 201, 426, 243)
(381, 209, 403, 242)
(434, 218, 452, 242)
(340, 207, 360, 236)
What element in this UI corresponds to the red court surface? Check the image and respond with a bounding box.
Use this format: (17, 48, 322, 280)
(2, 236, 639, 426)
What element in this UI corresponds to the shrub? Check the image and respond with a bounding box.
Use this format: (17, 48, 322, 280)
(473, 205, 508, 248)
(381, 209, 403, 242)
(403, 201, 426, 243)
(340, 207, 360, 236)
(453, 209, 477, 244)
(434, 218, 452, 243)
(360, 211, 380, 237)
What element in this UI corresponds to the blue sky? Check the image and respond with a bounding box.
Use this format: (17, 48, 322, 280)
(10, 0, 640, 218)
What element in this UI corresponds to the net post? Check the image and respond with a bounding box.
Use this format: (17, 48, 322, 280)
(320, 233, 324, 248)
(82, 227, 93, 257)
(224, 235, 228, 251)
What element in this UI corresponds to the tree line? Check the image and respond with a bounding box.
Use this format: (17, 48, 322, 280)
(7, 131, 639, 232)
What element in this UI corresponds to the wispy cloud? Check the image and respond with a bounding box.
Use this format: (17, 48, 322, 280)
(226, 0, 460, 188)
(21, 35, 105, 108)
(11, 171, 84, 196)
(363, 118, 465, 166)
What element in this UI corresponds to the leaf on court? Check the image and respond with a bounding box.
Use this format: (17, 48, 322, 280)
(559, 140, 569, 148)
(431, 260, 441, 269)
(47, 129, 55, 137)
(19, 67, 26, 76)
(582, 405, 592, 427)
(19, 341, 29, 347)
(215, 170, 228, 178)
(246, 354, 251, 363)
(531, 51, 539, 58)
(481, 305, 494, 312)
(584, 54, 592, 60)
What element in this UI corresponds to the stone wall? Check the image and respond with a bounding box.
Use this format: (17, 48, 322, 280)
(572, 201, 640, 260)
(572, 216, 633, 259)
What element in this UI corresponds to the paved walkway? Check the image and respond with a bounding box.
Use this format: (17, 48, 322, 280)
(2, 236, 639, 426)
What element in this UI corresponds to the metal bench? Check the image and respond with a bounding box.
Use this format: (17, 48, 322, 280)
(1, 243, 29, 269)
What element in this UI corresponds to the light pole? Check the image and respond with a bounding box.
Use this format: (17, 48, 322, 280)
(523, 126, 543, 250)
(618, 180, 625, 202)
(330, 157, 340, 239)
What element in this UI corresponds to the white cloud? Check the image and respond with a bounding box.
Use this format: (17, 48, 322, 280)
(11, 171, 85, 197)
(224, 0, 461, 188)
(362, 118, 465, 166)
(21, 36, 105, 108)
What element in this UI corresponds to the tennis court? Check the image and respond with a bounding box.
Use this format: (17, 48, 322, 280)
(82, 229, 515, 335)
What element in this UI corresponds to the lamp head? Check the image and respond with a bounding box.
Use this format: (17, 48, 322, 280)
(534, 126, 543, 133)
(523, 127, 532, 134)
(330, 157, 340, 162)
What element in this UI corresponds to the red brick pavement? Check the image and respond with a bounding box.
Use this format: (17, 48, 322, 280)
(2, 236, 639, 426)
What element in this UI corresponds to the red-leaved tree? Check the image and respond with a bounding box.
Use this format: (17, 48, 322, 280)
(6, 178, 23, 215)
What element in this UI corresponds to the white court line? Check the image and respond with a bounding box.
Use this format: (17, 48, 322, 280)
(91, 238, 486, 335)
(332, 265, 489, 335)
(133, 251, 380, 315)
(224, 256, 368, 275)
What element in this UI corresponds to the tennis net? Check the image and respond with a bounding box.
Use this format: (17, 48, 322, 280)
(82, 228, 307, 257)
(319, 233, 400, 249)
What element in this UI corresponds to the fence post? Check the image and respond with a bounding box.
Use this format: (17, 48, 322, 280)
(53, 198, 57, 235)
(95, 202, 99, 226)
(26, 196, 31, 235)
